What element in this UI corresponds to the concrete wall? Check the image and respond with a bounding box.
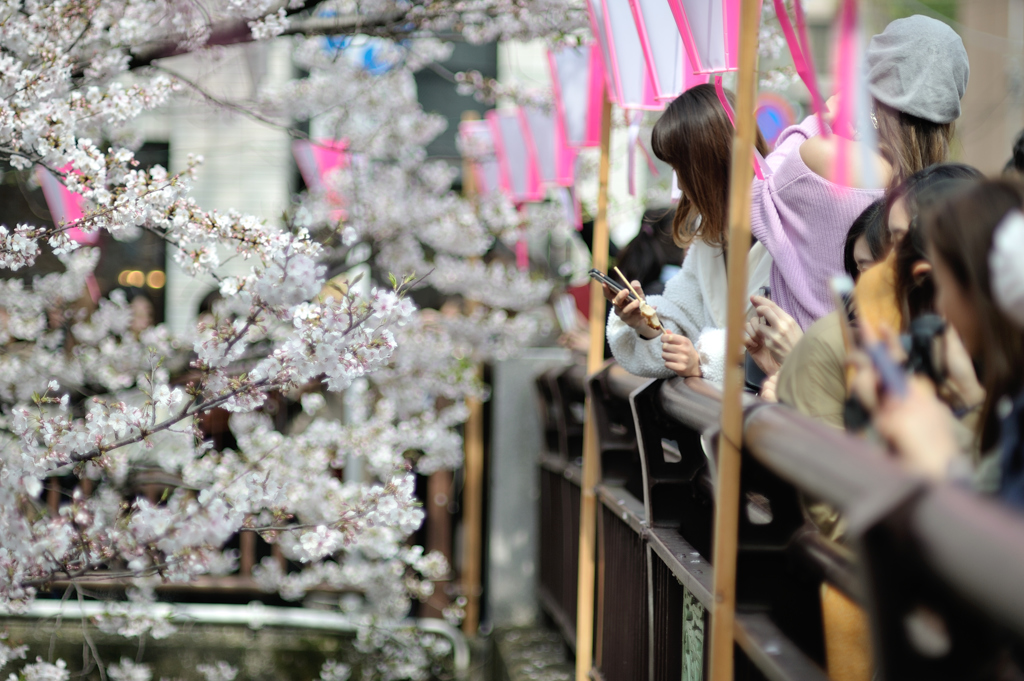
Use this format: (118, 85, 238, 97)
(959, 0, 1024, 174)
(486, 349, 571, 627)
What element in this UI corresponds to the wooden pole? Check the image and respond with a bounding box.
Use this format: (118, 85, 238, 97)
(575, 90, 613, 681)
(460, 110, 486, 637)
(708, 2, 762, 679)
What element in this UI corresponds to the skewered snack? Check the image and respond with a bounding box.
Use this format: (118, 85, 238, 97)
(614, 267, 663, 332)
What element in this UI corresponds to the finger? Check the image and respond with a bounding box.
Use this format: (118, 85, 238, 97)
(631, 281, 645, 300)
(750, 295, 770, 307)
(878, 324, 905, 360)
(756, 304, 781, 328)
(613, 289, 631, 308)
(602, 283, 616, 302)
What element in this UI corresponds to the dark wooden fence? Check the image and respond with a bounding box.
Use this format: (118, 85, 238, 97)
(536, 360, 1024, 681)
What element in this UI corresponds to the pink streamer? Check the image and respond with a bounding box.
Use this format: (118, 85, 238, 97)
(772, 0, 830, 136)
(832, 0, 857, 188)
(714, 76, 769, 181)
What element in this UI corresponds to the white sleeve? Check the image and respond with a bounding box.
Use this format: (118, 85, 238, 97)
(606, 252, 707, 379)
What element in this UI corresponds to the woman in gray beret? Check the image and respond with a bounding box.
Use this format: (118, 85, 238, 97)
(749, 14, 970, 331)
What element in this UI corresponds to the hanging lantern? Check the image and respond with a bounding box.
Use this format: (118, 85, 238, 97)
(521, 107, 577, 188)
(667, 0, 747, 75)
(585, 0, 660, 110)
(548, 44, 604, 149)
(486, 109, 544, 203)
(457, 119, 502, 196)
(628, 0, 708, 100)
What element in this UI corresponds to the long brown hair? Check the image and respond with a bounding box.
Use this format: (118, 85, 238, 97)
(875, 101, 955, 190)
(651, 84, 768, 249)
(922, 179, 1024, 450)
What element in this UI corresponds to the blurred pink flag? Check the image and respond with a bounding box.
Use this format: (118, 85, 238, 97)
(292, 139, 349, 218)
(35, 165, 98, 245)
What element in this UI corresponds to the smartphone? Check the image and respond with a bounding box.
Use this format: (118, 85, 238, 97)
(589, 269, 637, 301)
(829, 275, 858, 353)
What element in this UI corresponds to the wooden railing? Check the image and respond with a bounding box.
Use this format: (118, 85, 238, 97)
(536, 360, 1024, 681)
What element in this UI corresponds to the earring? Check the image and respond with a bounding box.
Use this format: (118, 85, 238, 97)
(870, 108, 879, 130)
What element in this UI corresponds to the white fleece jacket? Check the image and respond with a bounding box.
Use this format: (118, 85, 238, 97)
(607, 239, 773, 383)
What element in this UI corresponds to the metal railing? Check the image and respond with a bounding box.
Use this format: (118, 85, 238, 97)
(536, 360, 1024, 681)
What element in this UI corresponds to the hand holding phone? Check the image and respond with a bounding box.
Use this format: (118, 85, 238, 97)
(832, 275, 907, 399)
(589, 269, 636, 301)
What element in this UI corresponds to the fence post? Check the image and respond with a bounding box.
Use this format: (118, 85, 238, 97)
(575, 89, 613, 681)
(709, 1, 763, 679)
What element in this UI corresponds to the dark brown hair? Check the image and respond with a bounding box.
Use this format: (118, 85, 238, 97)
(922, 179, 1024, 449)
(874, 101, 955, 190)
(651, 84, 768, 249)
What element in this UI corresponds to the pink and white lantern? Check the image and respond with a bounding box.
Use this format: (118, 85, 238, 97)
(586, 0, 660, 110)
(548, 44, 604, 149)
(521, 107, 576, 189)
(667, 0, 744, 75)
(486, 109, 544, 204)
(628, 0, 708, 100)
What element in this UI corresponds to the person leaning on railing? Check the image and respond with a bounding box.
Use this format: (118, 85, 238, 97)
(769, 164, 983, 428)
(750, 15, 968, 332)
(855, 179, 1024, 508)
(603, 84, 772, 383)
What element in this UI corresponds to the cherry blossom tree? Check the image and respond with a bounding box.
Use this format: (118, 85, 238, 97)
(0, 0, 589, 678)
(0, 0, 798, 677)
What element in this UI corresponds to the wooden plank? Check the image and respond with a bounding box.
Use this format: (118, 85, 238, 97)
(575, 91, 613, 681)
(460, 110, 485, 637)
(734, 613, 831, 681)
(708, 0, 763, 678)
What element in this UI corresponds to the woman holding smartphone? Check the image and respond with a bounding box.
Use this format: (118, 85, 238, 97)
(604, 84, 782, 383)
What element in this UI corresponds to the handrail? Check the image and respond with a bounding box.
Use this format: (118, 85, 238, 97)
(7, 600, 470, 674)
(743, 404, 914, 512)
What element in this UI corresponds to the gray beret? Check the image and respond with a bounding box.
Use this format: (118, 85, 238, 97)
(865, 15, 969, 124)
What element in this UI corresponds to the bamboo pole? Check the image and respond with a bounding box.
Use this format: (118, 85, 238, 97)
(708, 2, 762, 679)
(575, 90, 613, 681)
(460, 110, 486, 637)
